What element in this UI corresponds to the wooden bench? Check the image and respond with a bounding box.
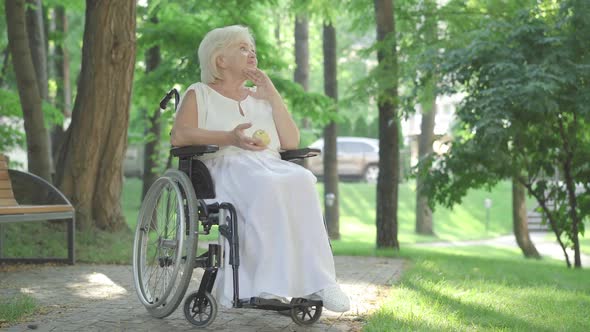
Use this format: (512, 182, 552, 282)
(0, 154, 75, 264)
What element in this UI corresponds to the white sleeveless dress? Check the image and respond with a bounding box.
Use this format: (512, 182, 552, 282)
(180, 82, 337, 308)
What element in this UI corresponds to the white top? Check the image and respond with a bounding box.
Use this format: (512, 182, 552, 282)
(179, 82, 281, 160)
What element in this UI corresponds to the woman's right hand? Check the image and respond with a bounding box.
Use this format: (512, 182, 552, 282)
(230, 123, 266, 151)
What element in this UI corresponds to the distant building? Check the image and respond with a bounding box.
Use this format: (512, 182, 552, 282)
(402, 93, 463, 166)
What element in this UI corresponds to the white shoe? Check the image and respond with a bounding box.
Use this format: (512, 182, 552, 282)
(259, 292, 289, 304)
(314, 285, 350, 312)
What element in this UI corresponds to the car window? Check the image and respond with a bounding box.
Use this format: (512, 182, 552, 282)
(338, 142, 374, 153)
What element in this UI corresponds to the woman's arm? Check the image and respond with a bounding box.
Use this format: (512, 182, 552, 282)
(268, 94, 300, 150)
(244, 69, 300, 150)
(171, 89, 265, 150)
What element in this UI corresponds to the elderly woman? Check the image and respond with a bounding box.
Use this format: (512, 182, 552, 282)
(171, 25, 349, 312)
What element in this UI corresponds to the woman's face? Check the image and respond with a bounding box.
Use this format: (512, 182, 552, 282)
(220, 39, 257, 75)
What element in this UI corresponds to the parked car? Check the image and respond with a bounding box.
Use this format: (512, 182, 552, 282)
(306, 137, 380, 183)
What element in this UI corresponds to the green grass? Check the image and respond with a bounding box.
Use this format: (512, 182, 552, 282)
(4, 178, 584, 263)
(363, 245, 590, 332)
(321, 180, 515, 255)
(0, 294, 37, 327)
(579, 236, 590, 255)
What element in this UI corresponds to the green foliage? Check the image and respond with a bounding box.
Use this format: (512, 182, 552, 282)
(418, 1, 590, 266)
(0, 89, 25, 152)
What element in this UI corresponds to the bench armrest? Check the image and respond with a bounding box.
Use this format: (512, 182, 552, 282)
(8, 170, 73, 207)
(170, 145, 219, 158)
(280, 148, 321, 161)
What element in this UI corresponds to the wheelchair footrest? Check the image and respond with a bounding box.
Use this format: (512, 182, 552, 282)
(239, 297, 323, 311)
(240, 297, 291, 311)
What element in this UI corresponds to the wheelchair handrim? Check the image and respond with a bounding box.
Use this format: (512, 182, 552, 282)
(133, 176, 185, 309)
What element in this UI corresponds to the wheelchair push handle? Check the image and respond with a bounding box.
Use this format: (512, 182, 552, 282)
(160, 88, 180, 111)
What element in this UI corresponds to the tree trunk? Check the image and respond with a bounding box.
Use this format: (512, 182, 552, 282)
(26, 0, 48, 101)
(55, 0, 136, 231)
(560, 133, 582, 268)
(322, 22, 340, 240)
(5, 0, 52, 181)
(374, 0, 400, 249)
(415, 0, 437, 235)
(525, 181, 572, 267)
(415, 96, 435, 235)
(142, 18, 162, 200)
(294, 14, 309, 91)
(0, 47, 10, 86)
(26, 0, 53, 176)
(512, 178, 541, 258)
(51, 6, 71, 163)
(563, 0, 585, 269)
(274, 9, 282, 48)
(295, 14, 310, 129)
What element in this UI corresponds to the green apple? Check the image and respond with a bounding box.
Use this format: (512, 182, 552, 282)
(252, 129, 271, 146)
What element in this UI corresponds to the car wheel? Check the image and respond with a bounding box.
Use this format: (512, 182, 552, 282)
(364, 165, 379, 183)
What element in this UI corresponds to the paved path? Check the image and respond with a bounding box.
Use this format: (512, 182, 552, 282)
(415, 232, 590, 267)
(0, 256, 404, 332)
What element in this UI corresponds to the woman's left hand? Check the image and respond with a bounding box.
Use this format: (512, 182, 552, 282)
(243, 68, 280, 102)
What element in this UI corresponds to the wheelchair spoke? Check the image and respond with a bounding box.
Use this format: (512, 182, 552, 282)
(134, 170, 198, 318)
(146, 249, 163, 293)
(141, 183, 183, 307)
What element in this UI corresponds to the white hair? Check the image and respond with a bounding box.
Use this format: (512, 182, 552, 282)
(198, 25, 255, 83)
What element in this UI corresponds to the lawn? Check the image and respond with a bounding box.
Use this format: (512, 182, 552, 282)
(364, 245, 590, 331)
(322, 180, 515, 255)
(0, 178, 537, 264)
(580, 236, 590, 255)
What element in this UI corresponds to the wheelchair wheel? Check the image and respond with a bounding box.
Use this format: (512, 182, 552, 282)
(183, 291, 218, 328)
(132, 169, 198, 318)
(290, 298, 322, 326)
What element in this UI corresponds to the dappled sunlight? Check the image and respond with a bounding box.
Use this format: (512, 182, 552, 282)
(382, 262, 590, 331)
(365, 244, 590, 330)
(432, 245, 522, 259)
(340, 216, 375, 244)
(67, 272, 128, 300)
(435, 205, 487, 240)
(19, 287, 35, 295)
(330, 280, 386, 318)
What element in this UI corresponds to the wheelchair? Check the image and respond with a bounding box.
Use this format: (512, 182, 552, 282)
(132, 88, 324, 328)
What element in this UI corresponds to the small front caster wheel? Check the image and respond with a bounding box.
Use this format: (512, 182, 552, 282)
(290, 297, 322, 326)
(183, 291, 217, 328)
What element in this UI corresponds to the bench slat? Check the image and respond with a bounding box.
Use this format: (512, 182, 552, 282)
(0, 189, 15, 199)
(0, 204, 74, 215)
(0, 180, 12, 189)
(0, 198, 18, 206)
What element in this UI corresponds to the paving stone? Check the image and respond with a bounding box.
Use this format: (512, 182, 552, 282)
(0, 256, 403, 331)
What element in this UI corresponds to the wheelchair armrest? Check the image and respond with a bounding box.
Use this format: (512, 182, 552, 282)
(280, 148, 321, 161)
(171, 145, 219, 158)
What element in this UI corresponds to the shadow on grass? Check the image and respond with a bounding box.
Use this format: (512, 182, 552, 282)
(365, 246, 590, 331)
(398, 279, 552, 332)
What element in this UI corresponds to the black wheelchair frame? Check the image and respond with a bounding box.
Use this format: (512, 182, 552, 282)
(132, 88, 324, 328)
